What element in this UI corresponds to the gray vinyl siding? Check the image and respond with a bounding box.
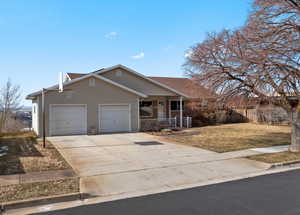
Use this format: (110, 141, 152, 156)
(101, 68, 176, 96)
(35, 78, 139, 137)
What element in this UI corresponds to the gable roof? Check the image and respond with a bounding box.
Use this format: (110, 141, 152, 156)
(65, 65, 214, 99)
(95, 64, 190, 98)
(147, 77, 214, 99)
(26, 74, 147, 99)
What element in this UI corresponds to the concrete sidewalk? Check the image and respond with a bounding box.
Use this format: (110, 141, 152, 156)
(13, 168, 300, 215)
(6, 165, 300, 215)
(219, 145, 289, 160)
(80, 157, 268, 196)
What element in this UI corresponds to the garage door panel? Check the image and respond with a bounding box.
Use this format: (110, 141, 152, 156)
(50, 105, 87, 136)
(53, 123, 86, 131)
(100, 110, 128, 120)
(99, 105, 130, 133)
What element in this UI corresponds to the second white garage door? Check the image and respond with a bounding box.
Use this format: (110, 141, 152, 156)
(50, 104, 87, 136)
(99, 104, 131, 133)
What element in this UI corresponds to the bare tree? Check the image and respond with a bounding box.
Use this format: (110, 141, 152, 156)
(0, 79, 22, 133)
(185, 0, 300, 151)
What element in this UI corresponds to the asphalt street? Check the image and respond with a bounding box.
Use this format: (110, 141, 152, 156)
(33, 169, 300, 215)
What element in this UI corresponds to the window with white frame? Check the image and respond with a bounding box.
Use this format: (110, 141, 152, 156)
(170, 100, 185, 111)
(140, 101, 153, 117)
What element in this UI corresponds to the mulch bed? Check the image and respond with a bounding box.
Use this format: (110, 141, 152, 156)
(0, 132, 71, 175)
(0, 177, 79, 203)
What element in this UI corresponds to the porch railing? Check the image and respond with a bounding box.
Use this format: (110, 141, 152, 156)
(183, 116, 192, 128)
(140, 116, 192, 131)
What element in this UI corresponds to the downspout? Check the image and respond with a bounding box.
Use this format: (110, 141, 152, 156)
(137, 98, 140, 131)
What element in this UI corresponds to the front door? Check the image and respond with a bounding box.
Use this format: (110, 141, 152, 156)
(157, 100, 165, 119)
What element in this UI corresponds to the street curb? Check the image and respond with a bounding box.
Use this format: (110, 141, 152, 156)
(0, 192, 81, 212)
(5, 166, 300, 215)
(269, 160, 300, 169)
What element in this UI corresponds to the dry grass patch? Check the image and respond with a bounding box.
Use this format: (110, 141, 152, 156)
(0, 178, 79, 203)
(159, 123, 290, 152)
(248, 151, 300, 164)
(0, 132, 71, 175)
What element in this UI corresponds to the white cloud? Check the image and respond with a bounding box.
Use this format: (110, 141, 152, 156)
(105, 31, 118, 39)
(131, 52, 145, 59)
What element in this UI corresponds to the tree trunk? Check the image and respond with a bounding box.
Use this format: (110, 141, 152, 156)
(289, 111, 300, 152)
(0, 110, 5, 134)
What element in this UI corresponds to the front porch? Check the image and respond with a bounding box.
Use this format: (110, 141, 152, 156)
(139, 96, 192, 131)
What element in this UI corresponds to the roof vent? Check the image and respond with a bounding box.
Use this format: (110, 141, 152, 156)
(116, 70, 122, 77)
(89, 78, 95, 87)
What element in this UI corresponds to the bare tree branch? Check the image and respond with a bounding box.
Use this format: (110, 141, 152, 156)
(0, 79, 22, 133)
(184, 0, 300, 151)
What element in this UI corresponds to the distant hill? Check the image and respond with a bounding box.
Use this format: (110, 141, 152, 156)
(0, 106, 32, 112)
(20, 106, 32, 112)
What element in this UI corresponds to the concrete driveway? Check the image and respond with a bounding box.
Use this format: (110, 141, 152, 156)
(49, 133, 268, 197)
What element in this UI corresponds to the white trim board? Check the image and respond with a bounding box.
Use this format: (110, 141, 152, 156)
(137, 98, 140, 131)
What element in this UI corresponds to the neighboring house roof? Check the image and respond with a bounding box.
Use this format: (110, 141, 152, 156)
(67, 73, 87, 80)
(26, 74, 147, 99)
(149, 77, 214, 99)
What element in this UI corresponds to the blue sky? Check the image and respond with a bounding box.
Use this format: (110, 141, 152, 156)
(0, 0, 252, 106)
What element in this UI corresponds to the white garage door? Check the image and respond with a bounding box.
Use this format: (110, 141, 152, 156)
(50, 105, 87, 136)
(99, 104, 131, 133)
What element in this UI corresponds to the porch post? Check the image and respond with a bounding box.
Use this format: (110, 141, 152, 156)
(42, 88, 46, 148)
(180, 96, 183, 128)
(168, 99, 171, 119)
(137, 98, 140, 131)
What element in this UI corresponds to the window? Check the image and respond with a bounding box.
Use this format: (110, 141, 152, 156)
(140, 101, 153, 117)
(170, 100, 185, 111)
(158, 101, 164, 106)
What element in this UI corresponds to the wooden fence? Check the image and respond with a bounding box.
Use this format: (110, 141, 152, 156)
(233, 108, 290, 124)
(233, 109, 258, 122)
